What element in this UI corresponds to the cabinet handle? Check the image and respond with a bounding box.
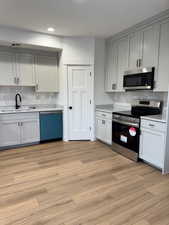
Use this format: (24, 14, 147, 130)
(18, 122, 20, 126)
(139, 59, 142, 68)
(14, 77, 17, 84)
(17, 77, 20, 84)
(149, 124, 155, 127)
(36, 84, 38, 91)
(112, 84, 116, 90)
(136, 60, 139, 68)
(102, 120, 105, 125)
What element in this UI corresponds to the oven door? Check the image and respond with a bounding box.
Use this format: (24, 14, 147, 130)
(112, 121, 140, 153)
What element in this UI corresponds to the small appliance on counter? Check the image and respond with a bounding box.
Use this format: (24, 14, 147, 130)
(112, 100, 162, 161)
(123, 67, 155, 91)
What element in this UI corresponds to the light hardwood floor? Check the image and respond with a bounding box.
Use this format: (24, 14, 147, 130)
(0, 141, 169, 225)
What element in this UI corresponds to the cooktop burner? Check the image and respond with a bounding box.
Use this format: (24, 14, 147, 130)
(113, 111, 140, 118)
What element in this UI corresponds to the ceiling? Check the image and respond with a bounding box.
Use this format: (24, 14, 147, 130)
(0, 0, 168, 38)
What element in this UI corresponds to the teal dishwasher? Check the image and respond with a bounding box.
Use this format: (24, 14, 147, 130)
(40, 111, 63, 142)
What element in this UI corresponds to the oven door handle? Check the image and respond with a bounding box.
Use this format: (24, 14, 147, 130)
(112, 119, 139, 128)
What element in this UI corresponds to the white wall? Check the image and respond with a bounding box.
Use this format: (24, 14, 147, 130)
(62, 37, 95, 65)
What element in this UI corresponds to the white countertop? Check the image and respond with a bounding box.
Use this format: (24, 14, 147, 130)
(141, 114, 167, 123)
(96, 103, 131, 113)
(0, 105, 63, 114)
(96, 104, 167, 123)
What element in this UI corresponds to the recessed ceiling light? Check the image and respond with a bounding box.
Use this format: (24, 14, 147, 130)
(48, 27, 55, 32)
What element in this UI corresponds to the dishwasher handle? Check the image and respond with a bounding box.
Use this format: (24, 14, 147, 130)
(40, 111, 62, 115)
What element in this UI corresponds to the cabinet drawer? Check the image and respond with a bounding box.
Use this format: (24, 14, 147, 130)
(96, 111, 112, 120)
(141, 119, 166, 132)
(0, 112, 39, 122)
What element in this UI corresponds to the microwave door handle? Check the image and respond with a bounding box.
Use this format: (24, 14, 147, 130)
(136, 59, 138, 68)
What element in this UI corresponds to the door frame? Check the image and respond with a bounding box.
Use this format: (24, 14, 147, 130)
(64, 64, 95, 141)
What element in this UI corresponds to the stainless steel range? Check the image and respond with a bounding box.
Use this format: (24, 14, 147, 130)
(112, 100, 162, 161)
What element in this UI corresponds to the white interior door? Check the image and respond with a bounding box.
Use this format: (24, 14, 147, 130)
(68, 66, 92, 140)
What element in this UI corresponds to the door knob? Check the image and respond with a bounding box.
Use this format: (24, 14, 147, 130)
(69, 106, 73, 110)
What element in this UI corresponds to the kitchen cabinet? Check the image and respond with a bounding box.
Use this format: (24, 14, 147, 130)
(140, 119, 166, 169)
(0, 121, 20, 147)
(156, 20, 169, 92)
(128, 24, 160, 70)
(0, 51, 36, 87)
(142, 24, 160, 69)
(129, 31, 143, 69)
(35, 55, 59, 92)
(95, 110, 112, 145)
(21, 120, 40, 144)
(117, 36, 129, 91)
(16, 53, 35, 86)
(0, 113, 40, 148)
(129, 24, 160, 69)
(105, 40, 118, 92)
(0, 51, 16, 86)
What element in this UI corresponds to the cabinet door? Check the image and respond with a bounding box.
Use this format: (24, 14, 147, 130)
(117, 36, 129, 91)
(129, 31, 142, 69)
(0, 121, 20, 147)
(105, 120, 112, 145)
(35, 56, 58, 92)
(140, 128, 165, 169)
(96, 118, 106, 142)
(0, 51, 16, 86)
(21, 120, 40, 144)
(142, 24, 160, 69)
(156, 20, 169, 92)
(16, 53, 35, 86)
(105, 40, 118, 92)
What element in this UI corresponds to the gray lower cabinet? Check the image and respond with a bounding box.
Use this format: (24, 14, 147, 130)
(95, 110, 112, 145)
(139, 119, 166, 170)
(0, 112, 40, 148)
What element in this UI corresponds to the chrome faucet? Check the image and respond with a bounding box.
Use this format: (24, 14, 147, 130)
(15, 93, 22, 109)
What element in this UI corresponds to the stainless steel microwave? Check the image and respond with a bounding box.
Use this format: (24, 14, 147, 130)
(123, 67, 155, 91)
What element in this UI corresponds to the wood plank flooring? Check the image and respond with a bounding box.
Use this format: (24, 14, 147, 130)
(0, 141, 169, 225)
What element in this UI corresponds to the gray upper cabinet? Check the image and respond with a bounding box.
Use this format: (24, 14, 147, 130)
(16, 53, 36, 87)
(129, 31, 143, 69)
(128, 24, 160, 70)
(156, 20, 169, 92)
(104, 19, 168, 92)
(105, 36, 129, 92)
(0, 51, 16, 86)
(105, 40, 118, 92)
(142, 24, 160, 69)
(117, 36, 129, 91)
(35, 55, 59, 93)
(0, 51, 36, 87)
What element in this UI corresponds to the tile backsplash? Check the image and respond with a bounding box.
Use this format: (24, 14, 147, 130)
(106, 91, 168, 113)
(0, 87, 58, 107)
